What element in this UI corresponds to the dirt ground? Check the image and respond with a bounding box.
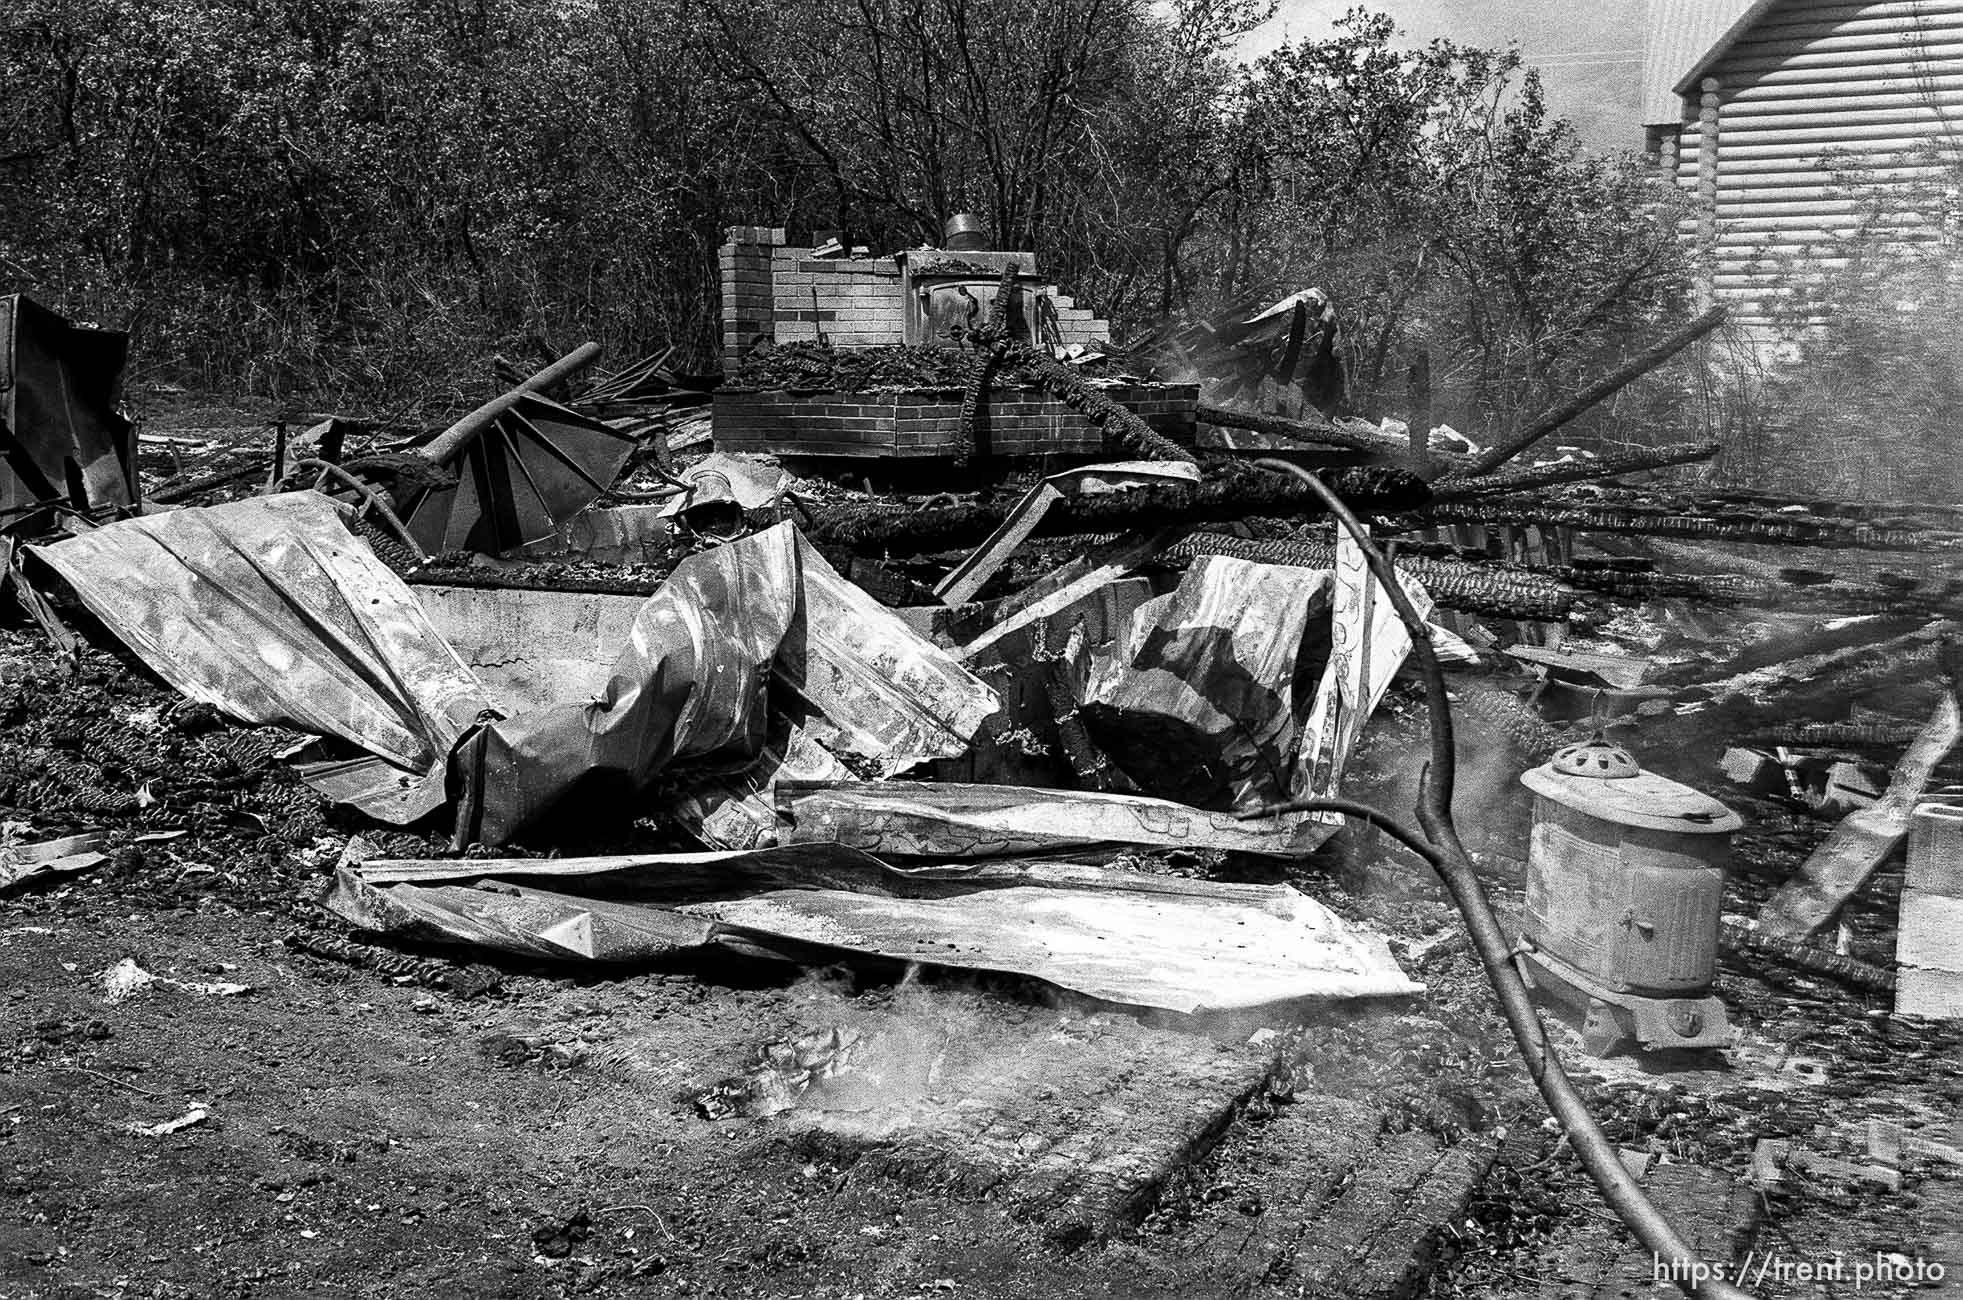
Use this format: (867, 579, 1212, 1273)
(3, 630, 1956, 1300)
(4, 906, 1192, 1300)
(0, 820, 1515, 1300)
(2, 397, 1959, 1298)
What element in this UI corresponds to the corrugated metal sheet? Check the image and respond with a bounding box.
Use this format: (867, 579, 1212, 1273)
(1659, 0, 1963, 321)
(1644, 0, 1762, 123)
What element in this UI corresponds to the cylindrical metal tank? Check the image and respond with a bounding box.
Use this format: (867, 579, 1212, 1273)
(943, 213, 988, 251)
(1521, 738, 1742, 998)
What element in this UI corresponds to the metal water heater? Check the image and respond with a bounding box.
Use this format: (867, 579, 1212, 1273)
(1519, 738, 1742, 1055)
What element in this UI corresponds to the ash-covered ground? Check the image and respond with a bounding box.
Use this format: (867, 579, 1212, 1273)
(2, 402, 1959, 1299)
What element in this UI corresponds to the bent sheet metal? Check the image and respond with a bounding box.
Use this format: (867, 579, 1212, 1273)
(450, 521, 999, 846)
(329, 846, 1419, 1014)
(401, 393, 639, 556)
(775, 780, 1332, 858)
(30, 493, 497, 820)
(1, 295, 141, 525)
(1073, 554, 1334, 811)
(1296, 524, 1434, 818)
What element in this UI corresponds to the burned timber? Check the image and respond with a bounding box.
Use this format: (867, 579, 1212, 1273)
(0, 225, 1958, 1300)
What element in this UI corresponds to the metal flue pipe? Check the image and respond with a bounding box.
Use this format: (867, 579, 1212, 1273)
(1242, 457, 1754, 1300)
(420, 341, 602, 467)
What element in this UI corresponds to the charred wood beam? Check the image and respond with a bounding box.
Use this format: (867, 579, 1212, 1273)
(1452, 677, 1572, 758)
(946, 284, 1189, 465)
(1743, 720, 1928, 750)
(1453, 307, 1727, 479)
(1275, 300, 1308, 381)
(805, 463, 1428, 557)
(1170, 532, 1576, 622)
(1029, 624, 1139, 795)
(1561, 566, 1962, 616)
(1685, 491, 1963, 528)
(150, 461, 268, 504)
(1412, 498, 1962, 552)
(1720, 920, 1896, 993)
(1015, 344, 1189, 462)
(1579, 623, 1956, 754)
(1196, 403, 1408, 457)
(1430, 442, 1719, 503)
(1172, 525, 1959, 615)
(1410, 544, 1962, 615)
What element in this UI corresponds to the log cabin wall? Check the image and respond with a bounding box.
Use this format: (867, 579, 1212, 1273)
(1647, 0, 1963, 327)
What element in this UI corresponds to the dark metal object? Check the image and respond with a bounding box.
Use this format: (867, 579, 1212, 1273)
(1239, 458, 1753, 1300)
(401, 394, 636, 555)
(0, 296, 140, 526)
(576, 345, 680, 405)
(403, 394, 635, 557)
(675, 465, 745, 538)
(944, 213, 988, 250)
(1407, 350, 1433, 468)
(398, 341, 633, 555)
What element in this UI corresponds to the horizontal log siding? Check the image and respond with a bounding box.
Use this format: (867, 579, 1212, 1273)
(1672, 0, 1963, 323)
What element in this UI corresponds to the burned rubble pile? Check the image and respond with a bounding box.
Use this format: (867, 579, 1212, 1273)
(3, 242, 1961, 1299)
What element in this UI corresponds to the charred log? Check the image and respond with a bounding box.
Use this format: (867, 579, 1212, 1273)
(806, 463, 1428, 557)
(1431, 442, 1719, 503)
(1170, 532, 1576, 622)
(1454, 307, 1727, 478)
(1415, 494, 1962, 552)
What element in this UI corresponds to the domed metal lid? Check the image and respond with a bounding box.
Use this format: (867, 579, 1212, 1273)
(1549, 738, 1642, 780)
(1522, 737, 1742, 833)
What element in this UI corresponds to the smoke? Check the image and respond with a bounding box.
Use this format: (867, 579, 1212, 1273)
(785, 971, 975, 1133)
(701, 964, 1089, 1141)
(1342, 682, 1543, 875)
(1242, 0, 1646, 151)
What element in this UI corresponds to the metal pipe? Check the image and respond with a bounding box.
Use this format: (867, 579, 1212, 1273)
(1240, 795, 1445, 870)
(1248, 457, 1754, 1300)
(295, 458, 428, 562)
(420, 341, 602, 467)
